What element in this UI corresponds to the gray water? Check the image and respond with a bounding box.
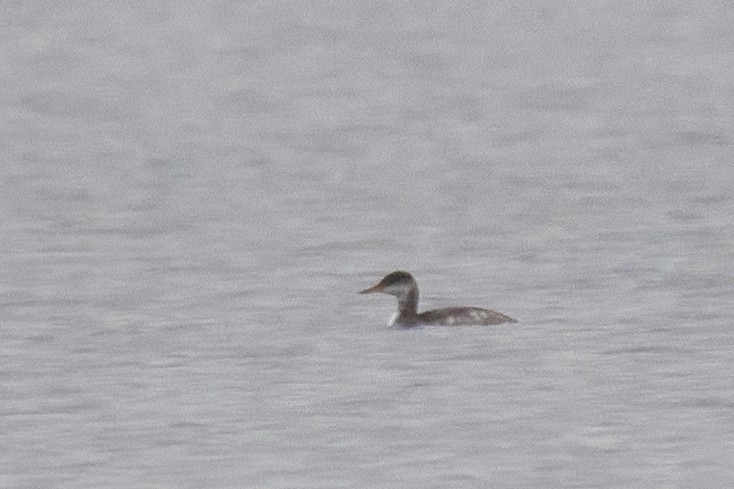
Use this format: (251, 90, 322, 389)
(2, 2, 733, 488)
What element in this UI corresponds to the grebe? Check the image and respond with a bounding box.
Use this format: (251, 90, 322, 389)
(359, 271, 517, 327)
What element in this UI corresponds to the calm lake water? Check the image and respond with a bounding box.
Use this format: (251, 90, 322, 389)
(1, 2, 733, 488)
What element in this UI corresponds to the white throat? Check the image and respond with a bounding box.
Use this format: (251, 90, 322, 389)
(388, 311, 399, 326)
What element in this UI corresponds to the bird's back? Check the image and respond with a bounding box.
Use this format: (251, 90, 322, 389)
(416, 307, 516, 326)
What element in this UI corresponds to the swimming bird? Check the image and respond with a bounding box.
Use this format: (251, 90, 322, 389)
(359, 271, 516, 327)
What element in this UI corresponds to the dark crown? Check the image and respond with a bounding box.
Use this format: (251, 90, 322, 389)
(378, 271, 415, 286)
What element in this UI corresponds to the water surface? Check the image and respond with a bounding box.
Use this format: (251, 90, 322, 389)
(1, 2, 733, 488)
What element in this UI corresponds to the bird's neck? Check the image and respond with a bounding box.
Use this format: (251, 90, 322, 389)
(397, 286, 419, 318)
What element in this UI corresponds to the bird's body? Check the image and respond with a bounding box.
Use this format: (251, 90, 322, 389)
(360, 271, 516, 327)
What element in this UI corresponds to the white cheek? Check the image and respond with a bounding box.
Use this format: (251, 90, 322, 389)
(388, 312, 399, 326)
(383, 284, 399, 294)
